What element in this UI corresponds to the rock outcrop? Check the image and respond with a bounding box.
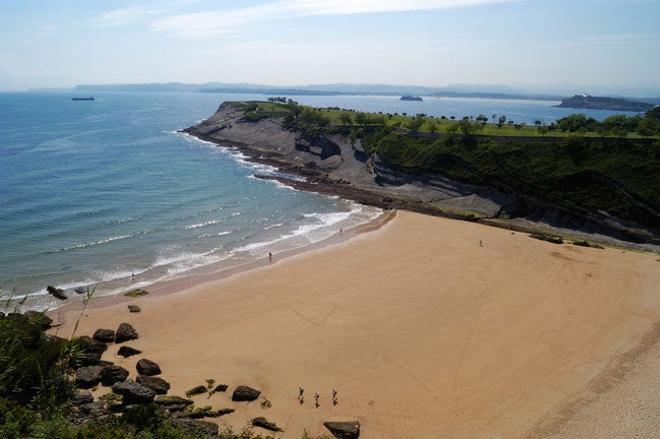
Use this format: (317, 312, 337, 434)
(324, 421, 361, 439)
(112, 380, 156, 404)
(231, 385, 261, 402)
(136, 358, 161, 376)
(115, 323, 138, 343)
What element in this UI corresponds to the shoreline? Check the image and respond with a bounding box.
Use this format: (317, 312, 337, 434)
(50, 208, 396, 323)
(52, 210, 660, 438)
(182, 128, 659, 254)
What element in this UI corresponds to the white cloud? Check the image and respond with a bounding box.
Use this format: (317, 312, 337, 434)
(95, 5, 174, 26)
(151, 0, 520, 39)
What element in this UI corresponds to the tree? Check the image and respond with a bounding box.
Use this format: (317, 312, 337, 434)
(538, 126, 549, 136)
(407, 115, 425, 132)
(534, 120, 542, 127)
(427, 120, 438, 133)
(498, 115, 507, 128)
(457, 118, 482, 135)
(339, 112, 353, 125)
(355, 112, 369, 126)
(492, 113, 497, 123)
(476, 114, 489, 126)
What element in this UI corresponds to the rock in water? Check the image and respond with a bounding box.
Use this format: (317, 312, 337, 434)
(23, 311, 53, 330)
(136, 375, 170, 394)
(75, 365, 104, 389)
(117, 346, 142, 357)
(115, 323, 138, 343)
(101, 365, 129, 386)
(46, 285, 68, 300)
(112, 380, 156, 404)
(136, 358, 161, 376)
(128, 304, 141, 313)
(323, 421, 361, 439)
(93, 328, 115, 343)
(252, 417, 282, 432)
(232, 385, 261, 402)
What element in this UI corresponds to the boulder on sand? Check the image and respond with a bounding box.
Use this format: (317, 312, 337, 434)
(93, 328, 115, 343)
(136, 358, 161, 376)
(252, 416, 282, 432)
(154, 395, 194, 412)
(75, 365, 104, 389)
(100, 365, 129, 386)
(128, 304, 141, 313)
(232, 385, 261, 402)
(117, 346, 142, 358)
(136, 375, 170, 394)
(323, 421, 361, 439)
(111, 380, 156, 404)
(115, 323, 138, 343)
(47, 285, 68, 300)
(185, 385, 207, 397)
(76, 335, 108, 354)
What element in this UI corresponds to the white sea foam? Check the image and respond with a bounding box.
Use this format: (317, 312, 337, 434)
(46, 234, 132, 254)
(185, 219, 222, 230)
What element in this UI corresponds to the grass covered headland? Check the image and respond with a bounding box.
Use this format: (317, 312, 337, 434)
(244, 99, 660, 238)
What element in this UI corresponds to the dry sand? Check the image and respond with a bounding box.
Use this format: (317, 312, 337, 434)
(54, 211, 660, 438)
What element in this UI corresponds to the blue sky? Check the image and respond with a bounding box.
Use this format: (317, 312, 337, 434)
(1, 0, 659, 94)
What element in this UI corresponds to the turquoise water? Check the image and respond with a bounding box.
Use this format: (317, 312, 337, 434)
(0, 92, 380, 307)
(0, 92, 633, 307)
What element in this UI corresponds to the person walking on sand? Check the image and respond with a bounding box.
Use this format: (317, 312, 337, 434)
(332, 388, 338, 405)
(298, 387, 304, 404)
(268, 252, 273, 263)
(479, 239, 483, 247)
(314, 392, 320, 408)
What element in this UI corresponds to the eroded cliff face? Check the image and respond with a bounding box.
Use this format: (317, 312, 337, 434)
(184, 102, 658, 247)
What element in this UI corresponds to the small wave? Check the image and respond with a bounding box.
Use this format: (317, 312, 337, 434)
(46, 234, 132, 254)
(264, 223, 284, 230)
(197, 231, 232, 239)
(185, 219, 222, 230)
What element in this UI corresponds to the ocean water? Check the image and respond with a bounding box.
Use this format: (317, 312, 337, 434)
(0, 91, 634, 308)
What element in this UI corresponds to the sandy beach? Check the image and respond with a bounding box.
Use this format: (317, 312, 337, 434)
(53, 211, 660, 438)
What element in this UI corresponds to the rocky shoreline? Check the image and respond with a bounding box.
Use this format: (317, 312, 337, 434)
(182, 102, 658, 251)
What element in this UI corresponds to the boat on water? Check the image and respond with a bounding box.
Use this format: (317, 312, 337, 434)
(400, 95, 423, 101)
(72, 97, 94, 101)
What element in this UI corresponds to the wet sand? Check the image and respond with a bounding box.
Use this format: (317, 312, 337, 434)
(54, 211, 660, 438)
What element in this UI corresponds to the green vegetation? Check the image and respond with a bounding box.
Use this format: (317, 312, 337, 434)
(242, 99, 660, 232)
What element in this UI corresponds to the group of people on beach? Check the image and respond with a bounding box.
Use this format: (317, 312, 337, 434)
(298, 387, 338, 408)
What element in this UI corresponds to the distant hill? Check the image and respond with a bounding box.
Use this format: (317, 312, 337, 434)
(557, 95, 654, 112)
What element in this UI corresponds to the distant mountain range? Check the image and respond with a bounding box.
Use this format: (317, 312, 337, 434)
(68, 82, 660, 107)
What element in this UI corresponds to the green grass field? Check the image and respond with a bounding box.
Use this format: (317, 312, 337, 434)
(252, 101, 658, 139)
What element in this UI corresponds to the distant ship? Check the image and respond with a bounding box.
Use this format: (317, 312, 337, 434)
(72, 97, 95, 101)
(400, 95, 423, 101)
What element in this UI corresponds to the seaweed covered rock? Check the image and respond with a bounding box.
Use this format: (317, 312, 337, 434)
(154, 395, 194, 412)
(115, 323, 138, 343)
(172, 418, 219, 437)
(47, 285, 68, 300)
(185, 385, 207, 397)
(252, 416, 282, 432)
(232, 385, 261, 402)
(124, 288, 149, 298)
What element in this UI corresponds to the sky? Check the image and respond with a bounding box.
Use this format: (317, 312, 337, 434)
(1, 0, 659, 95)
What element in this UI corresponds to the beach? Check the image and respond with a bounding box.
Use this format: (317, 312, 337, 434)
(53, 210, 660, 438)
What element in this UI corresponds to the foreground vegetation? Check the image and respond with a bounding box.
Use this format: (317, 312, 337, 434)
(0, 299, 329, 438)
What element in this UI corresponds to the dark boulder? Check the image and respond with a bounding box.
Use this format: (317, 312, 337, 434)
(72, 351, 103, 368)
(324, 421, 361, 439)
(76, 335, 108, 354)
(136, 375, 170, 394)
(80, 401, 111, 418)
(252, 417, 282, 432)
(101, 365, 129, 386)
(115, 323, 138, 343)
(213, 384, 228, 392)
(185, 385, 207, 397)
(23, 310, 53, 330)
(93, 328, 115, 343)
(47, 285, 68, 300)
(117, 346, 142, 358)
(72, 390, 94, 406)
(74, 287, 87, 295)
(172, 418, 219, 436)
(128, 304, 141, 313)
(111, 379, 156, 404)
(232, 385, 261, 402)
(75, 365, 103, 388)
(136, 358, 161, 376)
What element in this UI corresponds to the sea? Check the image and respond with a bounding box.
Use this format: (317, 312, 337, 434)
(0, 91, 635, 309)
